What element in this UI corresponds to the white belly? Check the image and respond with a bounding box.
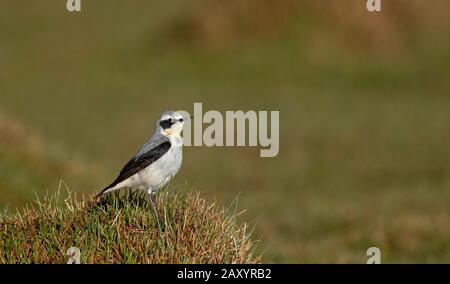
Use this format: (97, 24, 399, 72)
(112, 145, 182, 193)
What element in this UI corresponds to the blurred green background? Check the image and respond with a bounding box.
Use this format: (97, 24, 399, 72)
(1, 0, 449, 263)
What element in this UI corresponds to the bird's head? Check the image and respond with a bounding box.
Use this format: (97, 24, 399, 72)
(156, 111, 187, 138)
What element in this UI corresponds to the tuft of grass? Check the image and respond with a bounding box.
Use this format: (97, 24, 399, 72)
(0, 190, 260, 264)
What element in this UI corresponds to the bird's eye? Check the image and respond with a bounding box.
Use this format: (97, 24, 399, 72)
(178, 118, 184, 122)
(159, 119, 172, 129)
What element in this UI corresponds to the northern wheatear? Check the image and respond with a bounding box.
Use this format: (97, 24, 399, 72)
(96, 111, 187, 225)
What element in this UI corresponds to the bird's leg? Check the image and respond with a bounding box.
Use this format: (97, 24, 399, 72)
(148, 190, 163, 235)
(150, 192, 158, 213)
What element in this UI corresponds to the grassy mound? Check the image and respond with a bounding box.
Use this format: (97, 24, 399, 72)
(0, 190, 259, 264)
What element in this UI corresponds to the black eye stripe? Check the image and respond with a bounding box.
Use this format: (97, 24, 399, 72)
(159, 119, 173, 129)
(160, 117, 183, 129)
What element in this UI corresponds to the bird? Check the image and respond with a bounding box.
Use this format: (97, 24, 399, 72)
(96, 111, 187, 226)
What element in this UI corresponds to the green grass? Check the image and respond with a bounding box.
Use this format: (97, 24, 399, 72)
(0, 190, 259, 264)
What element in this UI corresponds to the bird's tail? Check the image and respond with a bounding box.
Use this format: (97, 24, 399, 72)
(95, 184, 114, 199)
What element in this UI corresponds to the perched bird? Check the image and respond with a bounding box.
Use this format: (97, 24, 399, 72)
(96, 111, 187, 224)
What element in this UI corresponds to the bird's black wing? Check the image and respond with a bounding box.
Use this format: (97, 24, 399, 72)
(97, 141, 171, 196)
